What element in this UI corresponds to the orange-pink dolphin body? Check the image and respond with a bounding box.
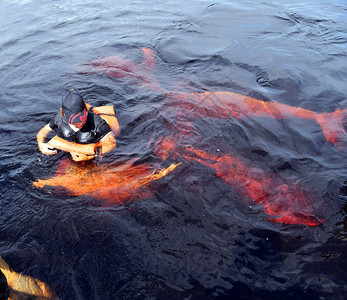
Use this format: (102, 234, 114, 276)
(85, 48, 347, 148)
(152, 136, 324, 226)
(183, 146, 323, 226)
(33, 159, 180, 205)
(165, 91, 347, 149)
(87, 47, 161, 91)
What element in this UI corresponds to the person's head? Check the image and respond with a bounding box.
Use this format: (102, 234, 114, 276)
(62, 90, 88, 131)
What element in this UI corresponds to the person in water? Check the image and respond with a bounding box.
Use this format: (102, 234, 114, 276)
(37, 90, 117, 161)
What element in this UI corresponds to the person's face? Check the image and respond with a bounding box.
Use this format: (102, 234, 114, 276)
(69, 120, 86, 132)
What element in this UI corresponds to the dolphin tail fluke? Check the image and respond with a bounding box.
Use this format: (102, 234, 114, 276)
(316, 109, 347, 149)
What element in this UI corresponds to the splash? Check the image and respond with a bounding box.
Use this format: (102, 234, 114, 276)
(183, 146, 323, 226)
(33, 159, 181, 205)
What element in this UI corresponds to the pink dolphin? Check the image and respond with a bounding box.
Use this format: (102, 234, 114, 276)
(85, 47, 161, 90)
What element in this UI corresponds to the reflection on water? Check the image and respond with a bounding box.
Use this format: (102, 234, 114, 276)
(0, 0, 346, 299)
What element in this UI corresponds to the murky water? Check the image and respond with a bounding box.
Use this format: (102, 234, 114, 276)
(0, 0, 346, 299)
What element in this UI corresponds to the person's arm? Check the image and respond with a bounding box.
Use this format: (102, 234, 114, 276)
(37, 124, 58, 156)
(69, 152, 97, 162)
(37, 123, 97, 158)
(47, 136, 96, 155)
(92, 105, 120, 136)
(68, 133, 116, 162)
(96, 131, 117, 155)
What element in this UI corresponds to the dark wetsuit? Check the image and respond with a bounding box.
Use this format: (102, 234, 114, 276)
(50, 110, 111, 144)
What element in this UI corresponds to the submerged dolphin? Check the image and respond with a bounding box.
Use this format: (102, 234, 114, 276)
(84, 48, 346, 149)
(153, 136, 324, 226)
(33, 159, 180, 205)
(165, 91, 347, 149)
(82, 47, 161, 91)
(183, 146, 323, 226)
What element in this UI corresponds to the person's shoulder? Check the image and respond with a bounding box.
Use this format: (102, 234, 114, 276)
(49, 111, 63, 129)
(88, 110, 99, 120)
(89, 110, 111, 138)
(89, 110, 107, 125)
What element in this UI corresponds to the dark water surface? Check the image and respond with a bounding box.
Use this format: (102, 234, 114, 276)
(1, 0, 347, 299)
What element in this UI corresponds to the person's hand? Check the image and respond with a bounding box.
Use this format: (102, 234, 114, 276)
(38, 142, 58, 156)
(70, 152, 97, 162)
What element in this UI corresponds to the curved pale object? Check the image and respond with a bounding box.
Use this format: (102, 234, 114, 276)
(0, 256, 57, 299)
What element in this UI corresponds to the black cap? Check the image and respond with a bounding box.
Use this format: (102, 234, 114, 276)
(62, 91, 87, 124)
